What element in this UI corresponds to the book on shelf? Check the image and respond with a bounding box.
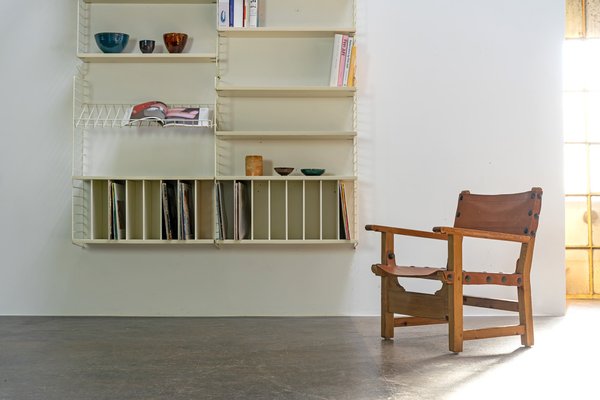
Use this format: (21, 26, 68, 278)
(338, 182, 350, 240)
(243, 0, 247, 26)
(329, 34, 343, 86)
(223, 0, 257, 27)
(247, 0, 258, 27)
(111, 181, 126, 240)
(330, 34, 355, 87)
(233, 0, 244, 27)
(178, 182, 194, 240)
(337, 35, 349, 86)
(218, 0, 229, 27)
(347, 44, 357, 87)
(342, 36, 354, 86)
(122, 101, 211, 128)
(162, 181, 177, 240)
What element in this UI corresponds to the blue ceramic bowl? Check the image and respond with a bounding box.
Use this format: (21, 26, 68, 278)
(94, 32, 129, 53)
(301, 168, 325, 176)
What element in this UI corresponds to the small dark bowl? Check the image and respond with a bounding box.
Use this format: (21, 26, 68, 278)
(95, 32, 129, 53)
(274, 167, 294, 176)
(301, 168, 325, 176)
(139, 39, 155, 54)
(163, 32, 188, 53)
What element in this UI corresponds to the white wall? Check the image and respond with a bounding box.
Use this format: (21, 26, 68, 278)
(0, 0, 565, 316)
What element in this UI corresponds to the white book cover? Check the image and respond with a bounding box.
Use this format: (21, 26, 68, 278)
(330, 34, 343, 87)
(233, 0, 244, 27)
(217, 0, 229, 28)
(343, 37, 354, 86)
(248, 0, 258, 27)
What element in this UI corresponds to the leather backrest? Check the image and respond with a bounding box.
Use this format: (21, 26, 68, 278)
(454, 187, 542, 237)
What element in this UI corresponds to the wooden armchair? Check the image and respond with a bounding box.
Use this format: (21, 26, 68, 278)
(366, 188, 542, 353)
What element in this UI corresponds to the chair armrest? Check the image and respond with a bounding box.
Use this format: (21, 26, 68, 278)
(365, 225, 447, 240)
(432, 226, 531, 243)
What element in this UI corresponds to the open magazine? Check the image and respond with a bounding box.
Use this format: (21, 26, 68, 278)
(123, 101, 211, 127)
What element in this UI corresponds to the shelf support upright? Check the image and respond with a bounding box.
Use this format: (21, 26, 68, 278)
(250, 180, 255, 240)
(268, 180, 271, 240)
(319, 180, 323, 240)
(302, 180, 306, 241)
(285, 180, 289, 241)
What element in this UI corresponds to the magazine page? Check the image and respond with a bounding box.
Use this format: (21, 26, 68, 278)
(123, 101, 168, 126)
(163, 107, 211, 127)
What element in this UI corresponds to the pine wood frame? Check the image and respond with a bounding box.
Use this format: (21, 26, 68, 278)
(366, 187, 542, 353)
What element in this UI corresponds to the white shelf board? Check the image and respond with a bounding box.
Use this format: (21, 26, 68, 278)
(215, 176, 357, 181)
(218, 27, 356, 38)
(77, 53, 216, 63)
(215, 85, 356, 98)
(73, 176, 215, 181)
(84, 0, 215, 3)
(215, 131, 356, 140)
(73, 239, 215, 245)
(216, 239, 358, 245)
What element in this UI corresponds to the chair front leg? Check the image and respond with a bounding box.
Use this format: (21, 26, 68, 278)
(447, 234, 464, 353)
(516, 242, 535, 347)
(381, 276, 395, 339)
(518, 279, 534, 346)
(380, 232, 395, 339)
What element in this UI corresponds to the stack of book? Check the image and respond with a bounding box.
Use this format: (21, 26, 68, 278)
(218, 0, 258, 28)
(330, 34, 356, 87)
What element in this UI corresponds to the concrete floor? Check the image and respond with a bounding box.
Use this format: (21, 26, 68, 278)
(1, 301, 598, 400)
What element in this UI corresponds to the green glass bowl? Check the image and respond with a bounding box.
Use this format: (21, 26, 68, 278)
(301, 168, 325, 176)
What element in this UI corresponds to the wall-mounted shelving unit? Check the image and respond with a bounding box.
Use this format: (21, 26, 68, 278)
(72, 0, 357, 247)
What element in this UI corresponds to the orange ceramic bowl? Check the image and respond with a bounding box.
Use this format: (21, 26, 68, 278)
(163, 32, 188, 53)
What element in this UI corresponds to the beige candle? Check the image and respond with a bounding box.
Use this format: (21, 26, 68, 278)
(245, 155, 263, 176)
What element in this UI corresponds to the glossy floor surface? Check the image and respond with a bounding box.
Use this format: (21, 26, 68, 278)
(1, 301, 597, 400)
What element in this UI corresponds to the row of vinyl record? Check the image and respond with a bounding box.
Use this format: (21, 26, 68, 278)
(330, 34, 357, 87)
(215, 181, 351, 241)
(76, 179, 352, 241)
(104, 180, 197, 241)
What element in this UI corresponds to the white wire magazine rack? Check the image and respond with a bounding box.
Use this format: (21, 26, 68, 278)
(75, 103, 214, 128)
